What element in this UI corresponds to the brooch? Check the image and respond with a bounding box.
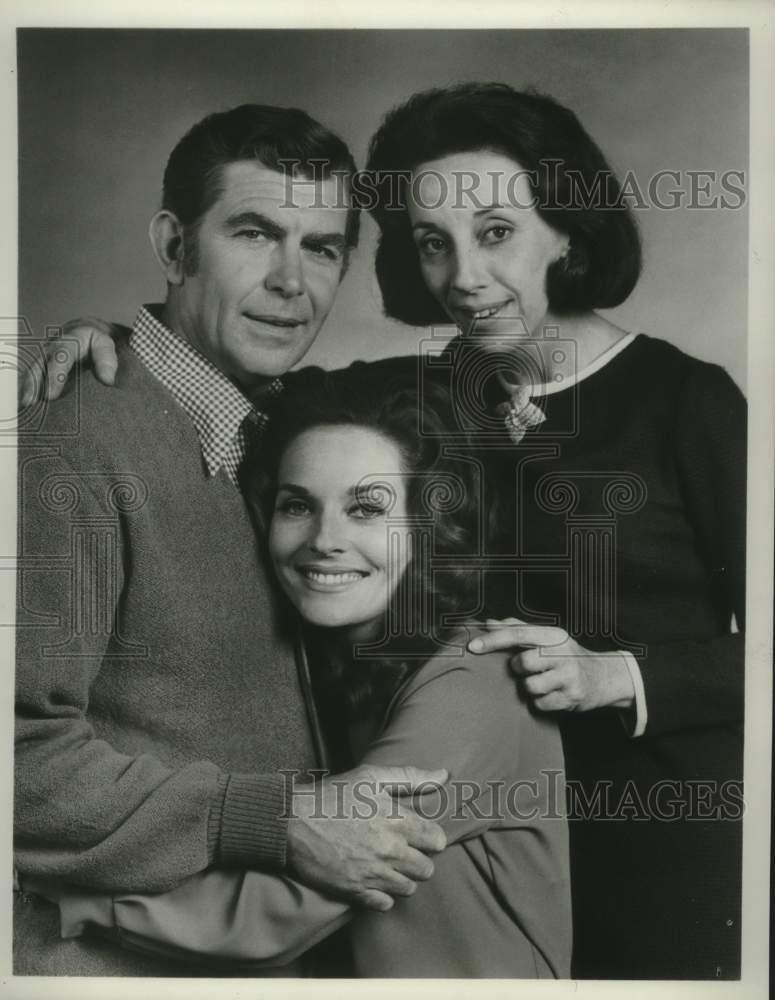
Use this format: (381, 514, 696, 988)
(495, 384, 546, 445)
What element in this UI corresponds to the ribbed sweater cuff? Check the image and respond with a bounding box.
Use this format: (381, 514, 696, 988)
(207, 772, 290, 870)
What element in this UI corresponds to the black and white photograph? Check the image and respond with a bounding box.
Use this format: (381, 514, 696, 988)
(2, 3, 773, 995)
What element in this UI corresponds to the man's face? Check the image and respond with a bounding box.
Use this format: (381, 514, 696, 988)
(173, 160, 349, 387)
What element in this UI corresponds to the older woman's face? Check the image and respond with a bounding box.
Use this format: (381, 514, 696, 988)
(407, 149, 569, 344)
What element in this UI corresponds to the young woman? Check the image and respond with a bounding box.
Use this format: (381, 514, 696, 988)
(25, 369, 571, 979)
(29, 82, 746, 979)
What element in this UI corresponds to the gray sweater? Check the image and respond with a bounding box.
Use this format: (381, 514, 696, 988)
(14, 344, 317, 975)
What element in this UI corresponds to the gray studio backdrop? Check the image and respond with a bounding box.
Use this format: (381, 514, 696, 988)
(18, 28, 748, 388)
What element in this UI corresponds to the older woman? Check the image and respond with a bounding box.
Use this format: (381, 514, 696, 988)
(364, 83, 746, 980)
(26, 82, 745, 980)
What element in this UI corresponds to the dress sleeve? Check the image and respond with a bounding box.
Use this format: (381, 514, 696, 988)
(15, 448, 288, 893)
(634, 363, 747, 736)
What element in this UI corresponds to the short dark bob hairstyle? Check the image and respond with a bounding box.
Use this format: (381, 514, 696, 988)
(253, 365, 483, 720)
(365, 82, 642, 325)
(163, 103, 360, 260)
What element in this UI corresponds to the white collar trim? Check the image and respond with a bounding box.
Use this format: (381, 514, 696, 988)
(532, 332, 637, 396)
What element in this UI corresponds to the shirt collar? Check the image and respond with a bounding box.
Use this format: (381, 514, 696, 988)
(129, 305, 283, 484)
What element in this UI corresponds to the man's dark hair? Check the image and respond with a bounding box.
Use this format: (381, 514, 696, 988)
(162, 103, 360, 269)
(365, 82, 641, 325)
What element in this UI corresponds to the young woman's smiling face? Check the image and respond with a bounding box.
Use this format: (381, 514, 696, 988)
(408, 149, 569, 346)
(269, 424, 411, 641)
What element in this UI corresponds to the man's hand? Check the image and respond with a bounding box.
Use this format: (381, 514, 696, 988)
(286, 764, 448, 912)
(19, 317, 119, 407)
(468, 618, 635, 713)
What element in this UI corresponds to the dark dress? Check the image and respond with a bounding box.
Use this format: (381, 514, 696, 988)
(480, 333, 745, 979)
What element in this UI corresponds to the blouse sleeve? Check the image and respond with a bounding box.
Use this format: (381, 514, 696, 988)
(358, 650, 544, 842)
(351, 647, 568, 978)
(634, 363, 747, 736)
(24, 867, 350, 970)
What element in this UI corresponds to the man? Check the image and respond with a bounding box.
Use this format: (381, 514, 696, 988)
(14, 104, 446, 977)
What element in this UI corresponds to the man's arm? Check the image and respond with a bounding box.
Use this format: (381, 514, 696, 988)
(21, 762, 450, 968)
(18, 317, 421, 406)
(16, 445, 445, 905)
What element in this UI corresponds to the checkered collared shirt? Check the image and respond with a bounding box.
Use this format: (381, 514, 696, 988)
(129, 305, 283, 487)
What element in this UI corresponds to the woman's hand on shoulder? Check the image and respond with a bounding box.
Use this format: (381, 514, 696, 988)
(468, 618, 635, 713)
(19, 316, 120, 407)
